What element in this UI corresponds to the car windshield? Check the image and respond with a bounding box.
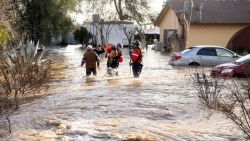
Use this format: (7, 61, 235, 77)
(234, 54, 250, 65)
(180, 47, 196, 54)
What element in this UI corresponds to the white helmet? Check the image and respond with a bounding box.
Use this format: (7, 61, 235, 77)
(87, 45, 92, 50)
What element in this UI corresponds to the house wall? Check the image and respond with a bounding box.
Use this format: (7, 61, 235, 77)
(86, 23, 136, 46)
(159, 8, 182, 42)
(189, 24, 250, 48)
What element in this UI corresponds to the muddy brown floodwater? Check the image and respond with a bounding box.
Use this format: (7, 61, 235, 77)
(2, 45, 246, 141)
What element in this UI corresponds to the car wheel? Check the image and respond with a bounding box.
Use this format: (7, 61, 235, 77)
(189, 62, 200, 66)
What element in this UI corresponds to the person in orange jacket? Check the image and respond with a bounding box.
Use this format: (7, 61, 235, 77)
(130, 40, 143, 78)
(104, 43, 123, 75)
(105, 43, 123, 68)
(104, 43, 114, 55)
(107, 45, 118, 68)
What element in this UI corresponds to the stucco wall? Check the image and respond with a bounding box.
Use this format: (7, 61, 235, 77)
(159, 8, 182, 42)
(189, 24, 250, 48)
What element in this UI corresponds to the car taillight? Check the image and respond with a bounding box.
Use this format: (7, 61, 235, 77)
(175, 56, 182, 60)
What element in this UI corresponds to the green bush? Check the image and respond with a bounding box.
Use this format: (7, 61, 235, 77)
(0, 24, 12, 50)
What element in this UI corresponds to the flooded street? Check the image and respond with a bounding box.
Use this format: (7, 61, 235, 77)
(4, 45, 244, 141)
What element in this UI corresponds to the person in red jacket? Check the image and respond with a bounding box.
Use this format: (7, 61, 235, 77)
(131, 40, 143, 78)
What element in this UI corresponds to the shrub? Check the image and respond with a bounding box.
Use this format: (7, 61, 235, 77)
(191, 69, 250, 138)
(190, 69, 224, 110)
(0, 41, 52, 135)
(219, 80, 250, 137)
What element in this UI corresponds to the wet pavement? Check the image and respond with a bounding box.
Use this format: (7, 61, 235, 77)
(2, 45, 245, 141)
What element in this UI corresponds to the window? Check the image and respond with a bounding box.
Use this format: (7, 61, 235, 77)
(216, 48, 234, 57)
(197, 48, 217, 56)
(180, 47, 196, 54)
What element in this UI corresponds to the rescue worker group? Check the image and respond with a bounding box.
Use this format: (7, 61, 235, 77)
(81, 40, 143, 78)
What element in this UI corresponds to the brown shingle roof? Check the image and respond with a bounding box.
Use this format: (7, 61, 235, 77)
(169, 0, 250, 24)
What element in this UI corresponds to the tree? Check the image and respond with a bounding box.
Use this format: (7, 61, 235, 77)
(96, 21, 118, 44)
(0, 0, 20, 50)
(122, 24, 139, 46)
(0, 1, 53, 136)
(73, 26, 92, 47)
(13, 0, 83, 44)
(179, 0, 194, 49)
(86, 0, 151, 25)
(114, 0, 150, 24)
(60, 18, 74, 45)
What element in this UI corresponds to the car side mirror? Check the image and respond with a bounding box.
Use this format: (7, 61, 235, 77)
(233, 54, 238, 58)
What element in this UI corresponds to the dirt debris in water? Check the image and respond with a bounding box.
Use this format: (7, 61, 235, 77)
(123, 132, 157, 141)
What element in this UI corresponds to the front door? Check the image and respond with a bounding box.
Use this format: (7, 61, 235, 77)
(164, 29, 176, 49)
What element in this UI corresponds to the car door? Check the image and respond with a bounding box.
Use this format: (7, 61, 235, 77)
(215, 48, 235, 65)
(196, 48, 218, 65)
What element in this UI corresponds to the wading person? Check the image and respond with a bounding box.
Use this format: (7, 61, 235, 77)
(115, 43, 124, 66)
(130, 40, 143, 78)
(110, 43, 124, 75)
(81, 45, 100, 76)
(106, 45, 119, 75)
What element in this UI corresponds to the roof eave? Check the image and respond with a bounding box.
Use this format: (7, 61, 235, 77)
(154, 5, 171, 26)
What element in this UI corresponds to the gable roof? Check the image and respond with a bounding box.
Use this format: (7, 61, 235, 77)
(154, 5, 171, 26)
(156, 0, 250, 24)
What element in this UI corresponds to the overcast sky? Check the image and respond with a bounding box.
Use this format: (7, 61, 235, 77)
(72, 0, 164, 24)
(151, 0, 164, 13)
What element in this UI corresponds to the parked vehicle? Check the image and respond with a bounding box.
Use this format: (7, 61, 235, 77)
(169, 45, 240, 66)
(211, 54, 250, 77)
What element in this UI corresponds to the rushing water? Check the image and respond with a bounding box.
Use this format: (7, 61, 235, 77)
(2, 45, 245, 141)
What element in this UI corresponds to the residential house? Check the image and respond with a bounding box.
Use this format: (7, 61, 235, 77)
(154, 0, 250, 53)
(85, 21, 137, 46)
(141, 24, 160, 45)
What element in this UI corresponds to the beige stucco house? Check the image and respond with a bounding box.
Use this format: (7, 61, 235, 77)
(154, 0, 250, 53)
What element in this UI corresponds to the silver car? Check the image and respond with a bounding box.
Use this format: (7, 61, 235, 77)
(169, 45, 241, 66)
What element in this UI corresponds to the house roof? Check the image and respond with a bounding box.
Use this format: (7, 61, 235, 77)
(143, 28, 160, 35)
(155, 0, 250, 25)
(191, 0, 250, 24)
(154, 5, 171, 26)
(84, 21, 134, 25)
(98, 21, 134, 25)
